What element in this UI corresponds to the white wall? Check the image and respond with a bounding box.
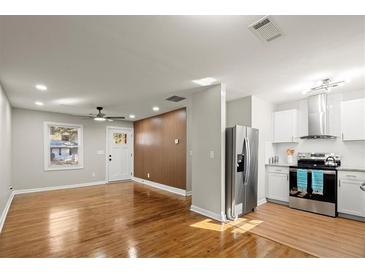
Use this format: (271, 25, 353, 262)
(191, 84, 226, 220)
(0, 85, 12, 230)
(273, 90, 365, 167)
(12, 108, 133, 190)
(226, 96, 252, 128)
(251, 96, 273, 202)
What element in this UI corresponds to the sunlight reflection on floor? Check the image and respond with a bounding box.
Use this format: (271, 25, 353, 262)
(190, 217, 263, 234)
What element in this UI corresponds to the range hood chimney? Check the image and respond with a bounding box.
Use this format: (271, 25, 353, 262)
(300, 93, 336, 139)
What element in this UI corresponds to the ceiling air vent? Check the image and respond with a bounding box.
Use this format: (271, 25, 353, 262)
(165, 95, 186, 102)
(249, 16, 282, 42)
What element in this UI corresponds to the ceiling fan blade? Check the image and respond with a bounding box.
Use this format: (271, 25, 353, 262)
(71, 114, 94, 118)
(105, 116, 125, 119)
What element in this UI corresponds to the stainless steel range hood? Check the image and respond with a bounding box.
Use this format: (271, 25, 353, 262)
(300, 93, 336, 139)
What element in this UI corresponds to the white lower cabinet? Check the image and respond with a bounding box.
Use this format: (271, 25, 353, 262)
(266, 166, 289, 203)
(338, 171, 365, 218)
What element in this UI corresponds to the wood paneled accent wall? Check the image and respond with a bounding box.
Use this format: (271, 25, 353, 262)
(134, 108, 187, 190)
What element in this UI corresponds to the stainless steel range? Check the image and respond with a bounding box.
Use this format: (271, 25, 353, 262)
(289, 153, 341, 217)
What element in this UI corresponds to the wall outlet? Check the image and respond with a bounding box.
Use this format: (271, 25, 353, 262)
(147, 172, 150, 178)
(92, 172, 96, 177)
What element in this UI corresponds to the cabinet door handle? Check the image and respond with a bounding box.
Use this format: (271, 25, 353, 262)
(360, 183, 365, 192)
(342, 133, 344, 140)
(339, 179, 341, 188)
(346, 175, 357, 178)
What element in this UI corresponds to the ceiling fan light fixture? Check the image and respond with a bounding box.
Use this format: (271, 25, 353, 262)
(94, 117, 106, 121)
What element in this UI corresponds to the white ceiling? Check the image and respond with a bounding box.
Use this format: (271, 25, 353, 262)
(0, 16, 364, 121)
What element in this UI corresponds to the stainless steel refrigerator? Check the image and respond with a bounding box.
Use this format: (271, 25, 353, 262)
(225, 125, 259, 220)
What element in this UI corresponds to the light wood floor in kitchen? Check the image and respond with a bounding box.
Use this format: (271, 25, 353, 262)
(0, 181, 363, 258)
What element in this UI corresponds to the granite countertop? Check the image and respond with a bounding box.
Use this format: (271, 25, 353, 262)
(336, 166, 365, 172)
(265, 163, 293, 167)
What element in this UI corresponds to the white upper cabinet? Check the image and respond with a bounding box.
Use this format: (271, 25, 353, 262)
(273, 109, 297, 143)
(341, 98, 365, 141)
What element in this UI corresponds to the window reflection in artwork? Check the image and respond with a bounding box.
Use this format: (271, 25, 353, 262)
(113, 133, 127, 144)
(44, 122, 83, 170)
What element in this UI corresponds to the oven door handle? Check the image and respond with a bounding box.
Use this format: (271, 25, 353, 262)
(289, 168, 336, 175)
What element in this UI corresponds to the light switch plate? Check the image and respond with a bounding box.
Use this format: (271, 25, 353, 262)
(209, 151, 215, 159)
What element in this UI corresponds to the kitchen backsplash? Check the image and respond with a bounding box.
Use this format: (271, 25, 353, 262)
(274, 139, 365, 167)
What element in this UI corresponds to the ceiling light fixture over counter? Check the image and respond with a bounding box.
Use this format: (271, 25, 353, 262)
(129, 114, 136, 119)
(302, 78, 346, 95)
(35, 101, 44, 106)
(192, 77, 217, 86)
(152, 106, 159, 112)
(35, 84, 47, 91)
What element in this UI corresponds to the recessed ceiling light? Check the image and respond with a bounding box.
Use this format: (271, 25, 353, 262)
(35, 84, 47, 91)
(129, 114, 136, 119)
(35, 101, 44, 106)
(192, 77, 217, 86)
(152, 106, 159, 112)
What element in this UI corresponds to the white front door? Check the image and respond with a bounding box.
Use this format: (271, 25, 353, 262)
(107, 127, 132, 182)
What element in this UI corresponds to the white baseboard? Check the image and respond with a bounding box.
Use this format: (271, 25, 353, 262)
(258, 198, 267, 206)
(132, 177, 188, 196)
(13, 180, 107, 195)
(0, 191, 15, 233)
(190, 205, 226, 222)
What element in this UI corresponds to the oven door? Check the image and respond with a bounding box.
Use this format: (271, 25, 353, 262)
(289, 167, 337, 204)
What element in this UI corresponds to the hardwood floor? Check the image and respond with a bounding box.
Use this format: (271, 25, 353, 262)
(0, 181, 312, 258)
(245, 202, 365, 257)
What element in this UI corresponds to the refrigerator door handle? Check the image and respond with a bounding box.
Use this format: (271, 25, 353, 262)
(244, 137, 250, 185)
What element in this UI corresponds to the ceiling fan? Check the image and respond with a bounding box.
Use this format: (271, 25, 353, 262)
(86, 107, 125, 122)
